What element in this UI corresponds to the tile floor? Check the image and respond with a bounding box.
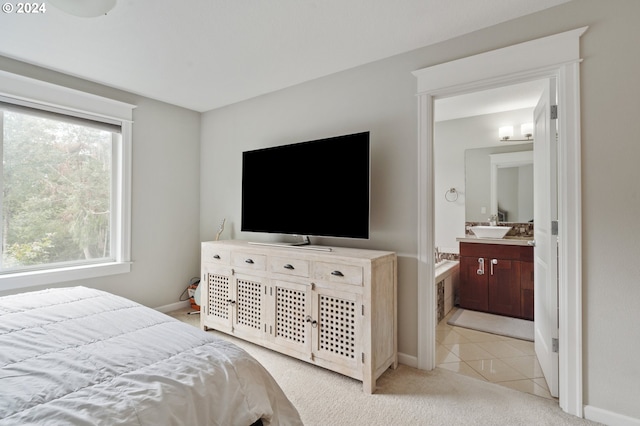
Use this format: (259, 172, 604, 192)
(436, 308, 556, 400)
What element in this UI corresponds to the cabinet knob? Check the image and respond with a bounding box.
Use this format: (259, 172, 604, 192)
(283, 264, 294, 270)
(331, 270, 344, 277)
(245, 258, 254, 264)
(227, 299, 236, 305)
(213, 254, 221, 259)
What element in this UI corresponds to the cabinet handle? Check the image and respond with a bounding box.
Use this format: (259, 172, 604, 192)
(245, 258, 254, 264)
(491, 259, 498, 275)
(283, 264, 294, 270)
(213, 254, 220, 259)
(476, 258, 484, 275)
(331, 270, 344, 277)
(227, 299, 236, 305)
(306, 315, 318, 328)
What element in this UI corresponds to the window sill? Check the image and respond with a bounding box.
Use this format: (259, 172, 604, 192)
(0, 262, 132, 292)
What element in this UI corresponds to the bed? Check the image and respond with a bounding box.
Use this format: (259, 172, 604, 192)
(0, 286, 302, 425)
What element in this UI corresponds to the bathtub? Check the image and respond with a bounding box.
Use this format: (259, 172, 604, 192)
(435, 260, 460, 322)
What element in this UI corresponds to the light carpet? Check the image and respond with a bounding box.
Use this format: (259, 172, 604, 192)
(169, 309, 593, 426)
(448, 308, 535, 342)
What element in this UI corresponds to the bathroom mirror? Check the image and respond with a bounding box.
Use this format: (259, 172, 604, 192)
(465, 144, 533, 223)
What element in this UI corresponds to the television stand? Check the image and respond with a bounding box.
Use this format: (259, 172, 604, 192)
(200, 240, 397, 393)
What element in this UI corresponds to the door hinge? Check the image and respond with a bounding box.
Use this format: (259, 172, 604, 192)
(361, 305, 364, 316)
(361, 353, 365, 363)
(552, 338, 559, 353)
(550, 105, 558, 120)
(551, 220, 559, 236)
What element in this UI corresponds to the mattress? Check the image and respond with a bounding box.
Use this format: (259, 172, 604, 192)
(0, 286, 302, 425)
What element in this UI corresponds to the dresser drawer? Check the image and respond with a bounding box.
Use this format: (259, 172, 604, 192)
(231, 252, 267, 271)
(202, 245, 230, 265)
(268, 256, 310, 278)
(313, 262, 363, 286)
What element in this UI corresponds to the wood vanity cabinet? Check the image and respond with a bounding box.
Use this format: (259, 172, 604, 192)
(200, 240, 398, 393)
(459, 242, 534, 320)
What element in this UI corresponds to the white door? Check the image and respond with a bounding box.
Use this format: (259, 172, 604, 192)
(533, 79, 559, 397)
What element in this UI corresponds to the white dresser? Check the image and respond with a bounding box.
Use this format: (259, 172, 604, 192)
(200, 240, 397, 393)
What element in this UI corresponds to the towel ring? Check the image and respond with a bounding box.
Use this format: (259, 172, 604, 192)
(445, 188, 458, 202)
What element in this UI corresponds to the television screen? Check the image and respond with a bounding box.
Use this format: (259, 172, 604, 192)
(241, 132, 370, 239)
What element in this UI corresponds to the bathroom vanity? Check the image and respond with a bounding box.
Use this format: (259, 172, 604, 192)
(457, 238, 534, 320)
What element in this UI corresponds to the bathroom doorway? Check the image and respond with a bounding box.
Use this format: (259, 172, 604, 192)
(432, 78, 554, 399)
(413, 28, 586, 416)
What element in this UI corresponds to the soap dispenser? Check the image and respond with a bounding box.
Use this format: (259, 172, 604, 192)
(489, 214, 497, 226)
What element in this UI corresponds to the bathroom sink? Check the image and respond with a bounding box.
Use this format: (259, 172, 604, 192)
(470, 225, 512, 239)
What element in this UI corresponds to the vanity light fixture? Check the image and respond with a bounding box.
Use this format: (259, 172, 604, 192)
(48, 0, 116, 17)
(499, 122, 534, 141)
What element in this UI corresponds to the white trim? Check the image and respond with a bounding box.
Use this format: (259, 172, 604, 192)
(156, 300, 191, 314)
(0, 70, 135, 122)
(397, 352, 418, 368)
(0, 262, 132, 290)
(413, 27, 586, 417)
(584, 406, 640, 426)
(556, 60, 583, 416)
(413, 27, 586, 95)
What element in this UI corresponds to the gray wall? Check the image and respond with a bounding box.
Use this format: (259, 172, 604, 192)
(0, 57, 202, 310)
(201, 0, 640, 420)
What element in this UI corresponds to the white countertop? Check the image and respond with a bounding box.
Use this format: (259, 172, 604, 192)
(456, 236, 534, 246)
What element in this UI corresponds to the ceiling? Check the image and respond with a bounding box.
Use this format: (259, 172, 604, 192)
(434, 80, 548, 122)
(0, 0, 568, 113)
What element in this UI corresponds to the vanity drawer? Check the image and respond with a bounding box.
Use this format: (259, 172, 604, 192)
(231, 252, 267, 271)
(202, 245, 230, 265)
(313, 262, 363, 286)
(268, 256, 310, 278)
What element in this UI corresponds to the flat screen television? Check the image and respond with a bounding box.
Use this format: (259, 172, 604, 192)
(241, 131, 370, 240)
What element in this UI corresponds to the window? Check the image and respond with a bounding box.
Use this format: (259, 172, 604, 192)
(0, 71, 134, 290)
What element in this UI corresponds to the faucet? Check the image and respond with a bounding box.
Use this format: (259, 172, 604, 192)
(488, 214, 498, 226)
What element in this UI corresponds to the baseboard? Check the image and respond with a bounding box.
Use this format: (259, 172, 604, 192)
(398, 352, 418, 368)
(584, 405, 640, 426)
(155, 300, 191, 313)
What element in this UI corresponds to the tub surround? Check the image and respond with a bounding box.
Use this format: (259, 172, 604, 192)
(436, 260, 459, 322)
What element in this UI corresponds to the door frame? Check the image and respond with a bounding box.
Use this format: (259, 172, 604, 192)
(413, 27, 586, 417)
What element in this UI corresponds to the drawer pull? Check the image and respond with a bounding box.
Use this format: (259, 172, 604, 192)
(491, 258, 498, 275)
(213, 254, 221, 259)
(331, 270, 344, 277)
(283, 264, 295, 270)
(245, 259, 254, 264)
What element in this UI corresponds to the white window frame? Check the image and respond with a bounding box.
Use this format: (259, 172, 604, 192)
(0, 70, 135, 291)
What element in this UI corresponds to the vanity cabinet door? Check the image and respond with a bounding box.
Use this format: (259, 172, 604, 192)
(487, 258, 521, 317)
(520, 260, 534, 320)
(459, 256, 489, 312)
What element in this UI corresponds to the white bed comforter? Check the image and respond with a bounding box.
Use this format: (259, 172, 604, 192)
(0, 286, 302, 426)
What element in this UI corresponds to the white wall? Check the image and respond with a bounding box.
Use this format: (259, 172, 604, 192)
(0, 57, 202, 310)
(201, 1, 640, 421)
